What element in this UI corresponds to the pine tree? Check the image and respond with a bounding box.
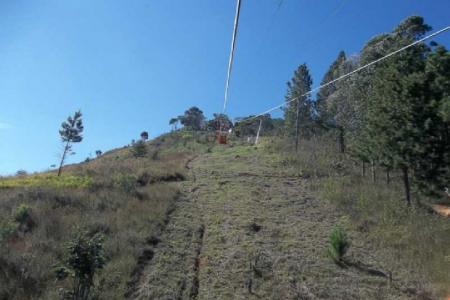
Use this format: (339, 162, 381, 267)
(362, 16, 432, 204)
(316, 51, 346, 128)
(316, 51, 357, 153)
(284, 63, 313, 149)
(58, 111, 84, 176)
(414, 44, 450, 194)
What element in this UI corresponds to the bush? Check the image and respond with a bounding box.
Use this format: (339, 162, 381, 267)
(112, 174, 138, 192)
(0, 222, 18, 242)
(56, 230, 106, 300)
(131, 140, 147, 158)
(14, 204, 31, 224)
(327, 225, 350, 264)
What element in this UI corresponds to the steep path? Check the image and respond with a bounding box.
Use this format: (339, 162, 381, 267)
(133, 145, 418, 300)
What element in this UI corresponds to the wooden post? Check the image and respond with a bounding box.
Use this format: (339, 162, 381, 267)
(295, 99, 300, 152)
(255, 119, 262, 145)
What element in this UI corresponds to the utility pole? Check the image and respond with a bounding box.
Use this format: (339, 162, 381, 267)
(295, 99, 300, 152)
(255, 119, 262, 145)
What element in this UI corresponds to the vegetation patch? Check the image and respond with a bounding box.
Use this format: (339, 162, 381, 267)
(0, 174, 92, 189)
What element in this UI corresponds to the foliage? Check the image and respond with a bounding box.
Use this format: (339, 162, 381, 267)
(15, 170, 27, 176)
(315, 15, 450, 203)
(14, 204, 31, 224)
(140, 131, 149, 141)
(327, 225, 350, 264)
(58, 110, 84, 176)
(0, 174, 92, 188)
(131, 140, 148, 158)
(169, 117, 179, 131)
(112, 174, 138, 192)
(284, 63, 314, 141)
(56, 230, 106, 300)
(178, 106, 206, 131)
(234, 114, 281, 137)
(0, 221, 18, 242)
(206, 113, 233, 131)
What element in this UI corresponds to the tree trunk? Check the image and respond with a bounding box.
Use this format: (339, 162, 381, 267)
(386, 169, 390, 185)
(371, 160, 376, 183)
(295, 100, 300, 152)
(338, 127, 345, 153)
(402, 167, 411, 206)
(362, 161, 366, 177)
(57, 141, 70, 177)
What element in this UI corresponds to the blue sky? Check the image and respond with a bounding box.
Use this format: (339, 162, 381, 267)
(0, 0, 449, 175)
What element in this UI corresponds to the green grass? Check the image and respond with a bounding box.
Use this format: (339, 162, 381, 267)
(0, 174, 92, 188)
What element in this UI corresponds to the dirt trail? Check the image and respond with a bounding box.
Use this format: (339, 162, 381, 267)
(133, 146, 417, 299)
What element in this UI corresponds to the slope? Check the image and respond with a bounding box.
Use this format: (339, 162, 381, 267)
(132, 141, 426, 300)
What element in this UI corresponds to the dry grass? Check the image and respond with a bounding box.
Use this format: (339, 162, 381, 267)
(276, 136, 450, 298)
(0, 131, 214, 299)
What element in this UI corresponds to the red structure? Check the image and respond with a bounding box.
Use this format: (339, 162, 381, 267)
(216, 131, 228, 144)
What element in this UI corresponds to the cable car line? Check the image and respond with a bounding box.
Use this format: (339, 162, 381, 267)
(242, 25, 450, 122)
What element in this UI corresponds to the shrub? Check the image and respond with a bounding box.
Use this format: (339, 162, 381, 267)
(112, 174, 137, 192)
(56, 230, 106, 300)
(0, 222, 18, 242)
(14, 204, 31, 224)
(131, 140, 147, 158)
(16, 170, 27, 176)
(327, 225, 350, 264)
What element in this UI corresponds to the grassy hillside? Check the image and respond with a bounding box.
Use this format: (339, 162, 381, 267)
(1, 131, 450, 299)
(0, 131, 214, 299)
(267, 135, 450, 298)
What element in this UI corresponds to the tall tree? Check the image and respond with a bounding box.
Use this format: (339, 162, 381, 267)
(414, 44, 450, 194)
(206, 113, 233, 131)
(316, 51, 347, 127)
(362, 16, 432, 204)
(140, 131, 149, 141)
(179, 107, 206, 131)
(234, 114, 276, 137)
(284, 63, 313, 149)
(58, 111, 84, 176)
(315, 51, 354, 152)
(169, 118, 179, 131)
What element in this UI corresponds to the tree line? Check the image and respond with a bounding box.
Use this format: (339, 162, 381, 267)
(282, 16, 450, 205)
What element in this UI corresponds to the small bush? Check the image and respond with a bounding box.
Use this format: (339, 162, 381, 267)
(56, 230, 106, 300)
(14, 204, 31, 224)
(112, 174, 137, 192)
(16, 170, 28, 176)
(131, 140, 147, 158)
(0, 222, 18, 242)
(327, 225, 350, 264)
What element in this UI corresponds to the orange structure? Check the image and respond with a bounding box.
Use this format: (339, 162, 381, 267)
(216, 130, 228, 144)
